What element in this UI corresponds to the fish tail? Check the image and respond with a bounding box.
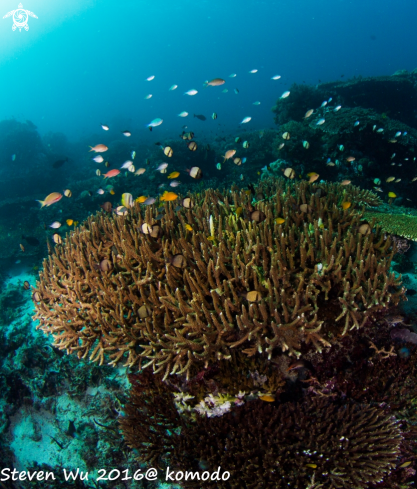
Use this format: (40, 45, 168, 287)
(89, 146, 93, 151)
(36, 200, 46, 208)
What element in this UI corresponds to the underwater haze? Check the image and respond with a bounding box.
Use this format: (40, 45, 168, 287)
(3, 0, 417, 488)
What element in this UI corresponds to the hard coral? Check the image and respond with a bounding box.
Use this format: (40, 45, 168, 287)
(33, 179, 404, 380)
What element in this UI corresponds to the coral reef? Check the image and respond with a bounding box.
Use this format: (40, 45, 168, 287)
(33, 179, 404, 381)
(364, 210, 417, 241)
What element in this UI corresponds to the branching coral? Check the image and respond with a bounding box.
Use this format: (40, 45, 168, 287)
(33, 178, 404, 380)
(364, 210, 417, 241)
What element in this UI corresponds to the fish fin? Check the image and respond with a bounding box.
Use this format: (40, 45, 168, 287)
(36, 200, 45, 208)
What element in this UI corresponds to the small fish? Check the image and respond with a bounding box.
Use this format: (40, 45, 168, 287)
(52, 234, 62, 244)
(146, 75, 155, 81)
(339, 145, 344, 151)
(97, 189, 105, 195)
(243, 141, 250, 149)
(346, 156, 355, 162)
(240, 174, 244, 180)
(194, 114, 206, 121)
(280, 91, 290, 99)
(131, 151, 136, 159)
(222, 88, 228, 93)
(170, 181, 181, 187)
(259, 395, 275, 402)
(66, 219, 74, 226)
(253, 101, 261, 105)
(136, 196, 147, 203)
(303, 141, 310, 149)
(326, 161, 335, 166)
(388, 192, 397, 198)
(135, 168, 146, 176)
(11, 154, 16, 161)
(23, 281, 30, 290)
(388, 139, 397, 143)
(404, 131, 408, 136)
(395, 131, 402, 137)
(234, 88, 239, 94)
(160, 191, 178, 202)
(204, 78, 225, 87)
(376, 128, 384, 133)
(316, 118, 325, 125)
(342, 202, 351, 210)
(229, 73, 236, 77)
(168, 171, 180, 179)
(144, 94, 152, 99)
(184, 89, 198, 96)
(64, 189, 72, 197)
(240, 116, 251, 124)
(147, 118, 163, 128)
(242, 157, 247, 163)
(386, 176, 395, 182)
(121, 160, 134, 169)
(178, 111, 188, 117)
(222, 149, 236, 162)
(185, 224, 193, 231)
(275, 218, 285, 224)
(216, 163, 221, 170)
(156, 163, 169, 172)
(93, 155, 104, 163)
(308, 173, 319, 183)
(101, 124, 109, 131)
(212, 112, 217, 119)
(399, 462, 412, 468)
(334, 105, 342, 111)
(37, 192, 63, 208)
(20, 244, 25, 252)
(105, 161, 110, 167)
(169, 84, 178, 91)
(110, 189, 115, 195)
(236, 207, 243, 217)
(122, 130, 131, 137)
(143, 197, 156, 205)
(49, 221, 61, 229)
(271, 75, 281, 80)
(395, 178, 401, 182)
(163, 146, 173, 157)
(374, 187, 383, 192)
(249, 69, 258, 73)
(103, 169, 121, 178)
(354, 121, 360, 127)
(305, 464, 317, 469)
(188, 141, 197, 151)
(187, 167, 202, 179)
(340, 180, 351, 186)
(320, 101, 327, 108)
(89, 144, 108, 152)
(304, 109, 314, 119)
(235, 137, 241, 143)
(121, 193, 133, 208)
(278, 143, 285, 150)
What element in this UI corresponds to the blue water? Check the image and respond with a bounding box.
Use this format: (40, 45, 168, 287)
(1, 0, 416, 140)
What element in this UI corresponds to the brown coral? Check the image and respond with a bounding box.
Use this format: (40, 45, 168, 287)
(33, 178, 404, 379)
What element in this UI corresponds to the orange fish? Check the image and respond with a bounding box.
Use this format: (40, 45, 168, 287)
(340, 180, 351, 186)
(136, 196, 147, 203)
(160, 191, 178, 202)
(342, 202, 351, 210)
(36, 192, 63, 208)
(167, 171, 180, 179)
(103, 169, 120, 179)
(89, 144, 108, 153)
(222, 149, 236, 162)
(308, 173, 319, 183)
(204, 78, 225, 87)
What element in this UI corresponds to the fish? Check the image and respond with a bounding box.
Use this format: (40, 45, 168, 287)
(229, 73, 236, 77)
(121, 193, 133, 208)
(170, 181, 181, 187)
(346, 156, 355, 162)
(234, 88, 239, 94)
(131, 151, 136, 160)
(283, 168, 295, 179)
(388, 192, 397, 198)
(374, 187, 383, 192)
(303, 141, 310, 149)
(395, 131, 402, 137)
(216, 163, 221, 170)
(242, 157, 247, 163)
(243, 141, 250, 149)
(278, 143, 285, 150)
(395, 178, 401, 183)
(160, 191, 178, 202)
(235, 137, 241, 143)
(163, 146, 173, 157)
(135, 168, 146, 176)
(143, 197, 156, 205)
(399, 462, 412, 468)
(233, 157, 242, 165)
(334, 105, 342, 111)
(64, 189, 72, 197)
(103, 169, 120, 178)
(135, 196, 147, 204)
(19, 244, 25, 252)
(101, 124, 109, 131)
(253, 101, 261, 105)
(185, 224, 193, 231)
(222, 149, 236, 162)
(11, 154, 16, 161)
(194, 114, 207, 121)
(240, 117, 251, 124)
(105, 161, 110, 167)
(146, 75, 155, 81)
(342, 202, 351, 210)
(156, 163, 169, 172)
(320, 101, 327, 108)
(121, 160, 134, 169)
(280, 91, 290, 99)
(222, 89, 228, 93)
(144, 94, 152, 99)
(212, 113, 217, 119)
(316, 119, 325, 125)
(178, 111, 188, 117)
(304, 109, 314, 119)
(308, 173, 319, 183)
(93, 155, 104, 163)
(168, 171, 180, 179)
(52, 234, 62, 244)
(249, 69, 258, 73)
(259, 395, 275, 402)
(376, 128, 384, 133)
(147, 118, 163, 128)
(89, 144, 108, 152)
(184, 89, 198, 96)
(339, 145, 344, 151)
(340, 180, 351, 185)
(52, 157, 69, 168)
(275, 218, 285, 224)
(97, 189, 104, 194)
(187, 167, 203, 179)
(386, 177, 395, 182)
(204, 78, 225, 87)
(282, 132, 290, 140)
(66, 219, 74, 226)
(23, 281, 30, 290)
(49, 221, 61, 229)
(122, 130, 131, 137)
(110, 189, 115, 195)
(271, 75, 281, 80)
(326, 162, 335, 166)
(305, 464, 317, 469)
(354, 121, 360, 127)
(22, 235, 40, 246)
(169, 84, 178, 91)
(37, 192, 63, 208)
(236, 207, 243, 217)
(187, 141, 198, 151)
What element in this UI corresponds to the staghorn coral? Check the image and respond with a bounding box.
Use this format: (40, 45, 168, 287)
(33, 178, 404, 380)
(121, 372, 402, 489)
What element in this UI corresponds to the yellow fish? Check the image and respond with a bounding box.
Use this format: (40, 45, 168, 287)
(167, 171, 180, 179)
(73, 221, 78, 227)
(244, 190, 251, 196)
(259, 395, 275, 402)
(66, 219, 73, 226)
(207, 236, 215, 241)
(305, 464, 317, 469)
(399, 461, 412, 468)
(110, 189, 115, 195)
(342, 202, 351, 210)
(136, 195, 148, 203)
(185, 224, 193, 231)
(160, 191, 178, 202)
(388, 192, 397, 198)
(236, 206, 243, 217)
(275, 218, 285, 224)
(257, 171, 260, 175)
(306, 172, 318, 177)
